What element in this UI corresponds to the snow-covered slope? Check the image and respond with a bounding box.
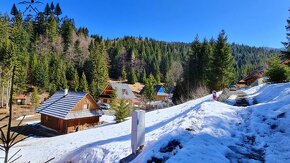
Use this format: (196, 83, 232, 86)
(3, 83, 290, 162)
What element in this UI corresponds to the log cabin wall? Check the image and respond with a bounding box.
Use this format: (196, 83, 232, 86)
(41, 114, 66, 133)
(72, 94, 99, 111)
(66, 117, 100, 133)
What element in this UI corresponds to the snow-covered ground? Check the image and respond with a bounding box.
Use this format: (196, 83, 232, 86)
(2, 83, 290, 162)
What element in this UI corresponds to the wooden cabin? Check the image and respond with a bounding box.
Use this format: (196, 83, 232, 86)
(243, 68, 264, 85)
(15, 94, 26, 105)
(36, 90, 103, 134)
(98, 82, 138, 104)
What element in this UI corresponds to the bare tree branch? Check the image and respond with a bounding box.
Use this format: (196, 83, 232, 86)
(10, 115, 26, 140)
(7, 149, 21, 162)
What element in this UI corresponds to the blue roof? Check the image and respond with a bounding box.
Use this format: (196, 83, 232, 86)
(36, 91, 89, 119)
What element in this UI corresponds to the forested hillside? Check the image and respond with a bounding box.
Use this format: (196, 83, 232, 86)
(0, 8, 279, 100)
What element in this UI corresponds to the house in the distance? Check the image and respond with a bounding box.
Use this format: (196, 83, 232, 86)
(98, 82, 139, 104)
(36, 89, 103, 134)
(140, 85, 169, 101)
(15, 94, 27, 105)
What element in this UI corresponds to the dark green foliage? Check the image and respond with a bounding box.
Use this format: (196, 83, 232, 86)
(282, 9, 290, 57)
(79, 72, 89, 92)
(128, 68, 137, 84)
(44, 3, 51, 16)
(10, 4, 18, 16)
(31, 87, 40, 107)
(70, 69, 79, 91)
(121, 66, 127, 80)
(144, 74, 156, 100)
(111, 99, 132, 123)
(0, 8, 279, 101)
(54, 3, 62, 16)
(208, 30, 234, 90)
(266, 58, 289, 83)
(61, 19, 74, 52)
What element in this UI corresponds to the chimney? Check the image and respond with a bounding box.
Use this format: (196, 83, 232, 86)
(64, 89, 68, 96)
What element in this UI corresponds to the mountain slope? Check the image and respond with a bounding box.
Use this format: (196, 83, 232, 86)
(2, 83, 290, 162)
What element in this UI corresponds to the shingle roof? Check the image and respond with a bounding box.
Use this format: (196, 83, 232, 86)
(110, 82, 137, 99)
(36, 91, 101, 119)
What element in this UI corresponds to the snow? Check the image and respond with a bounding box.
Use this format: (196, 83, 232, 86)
(1, 83, 290, 162)
(16, 115, 36, 121)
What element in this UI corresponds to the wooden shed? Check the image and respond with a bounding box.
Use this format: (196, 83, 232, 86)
(36, 90, 103, 134)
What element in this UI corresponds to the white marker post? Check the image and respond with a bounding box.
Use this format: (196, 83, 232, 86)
(131, 110, 145, 154)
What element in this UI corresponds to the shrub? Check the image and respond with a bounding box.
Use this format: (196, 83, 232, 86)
(266, 58, 289, 83)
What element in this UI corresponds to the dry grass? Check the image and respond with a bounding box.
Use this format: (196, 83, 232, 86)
(0, 104, 40, 142)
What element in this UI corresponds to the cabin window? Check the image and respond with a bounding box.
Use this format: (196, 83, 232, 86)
(45, 116, 48, 121)
(122, 89, 129, 96)
(83, 104, 88, 109)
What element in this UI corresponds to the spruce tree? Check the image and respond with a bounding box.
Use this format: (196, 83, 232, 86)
(31, 87, 40, 107)
(55, 3, 62, 16)
(111, 99, 132, 123)
(10, 4, 18, 16)
(128, 67, 137, 84)
(71, 69, 79, 91)
(121, 65, 127, 80)
(79, 72, 89, 92)
(282, 9, 290, 57)
(144, 74, 156, 100)
(44, 3, 51, 16)
(209, 30, 234, 90)
(47, 15, 58, 46)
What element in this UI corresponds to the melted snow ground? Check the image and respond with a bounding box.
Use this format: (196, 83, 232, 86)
(1, 83, 290, 163)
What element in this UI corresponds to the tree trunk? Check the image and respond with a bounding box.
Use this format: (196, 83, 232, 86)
(4, 66, 15, 163)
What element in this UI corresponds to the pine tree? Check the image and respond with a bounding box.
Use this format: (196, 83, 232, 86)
(58, 63, 68, 90)
(121, 65, 127, 80)
(266, 58, 289, 83)
(55, 3, 62, 16)
(10, 4, 18, 16)
(209, 30, 234, 90)
(47, 15, 58, 46)
(144, 74, 156, 100)
(282, 9, 290, 57)
(79, 72, 89, 92)
(111, 99, 132, 123)
(88, 42, 109, 96)
(44, 3, 51, 16)
(50, 2, 55, 13)
(128, 67, 137, 84)
(31, 87, 40, 107)
(70, 69, 79, 91)
(141, 70, 147, 83)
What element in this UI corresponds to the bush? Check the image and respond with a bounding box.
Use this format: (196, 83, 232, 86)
(111, 99, 132, 123)
(266, 58, 289, 83)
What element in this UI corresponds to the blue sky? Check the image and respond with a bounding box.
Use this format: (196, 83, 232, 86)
(1, 0, 289, 48)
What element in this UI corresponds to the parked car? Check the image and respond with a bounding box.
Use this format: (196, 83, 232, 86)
(229, 85, 237, 91)
(98, 103, 111, 110)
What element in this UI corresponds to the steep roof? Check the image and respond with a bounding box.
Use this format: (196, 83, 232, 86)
(140, 85, 169, 96)
(36, 91, 101, 119)
(154, 85, 168, 96)
(110, 82, 137, 99)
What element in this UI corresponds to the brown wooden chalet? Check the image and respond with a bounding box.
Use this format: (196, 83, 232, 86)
(36, 90, 103, 133)
(98, 82, 138, 104)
